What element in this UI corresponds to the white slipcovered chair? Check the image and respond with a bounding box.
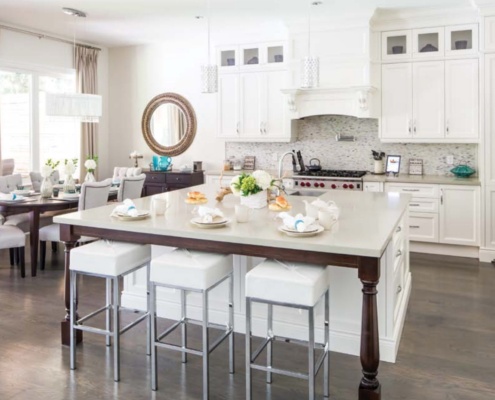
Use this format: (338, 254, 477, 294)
(0, 225, 26, 277)
(117, 174, 146, 202)
(112, 167, 142, 183)
(1, 159, 15, 176)
(38, 179, 112, 270)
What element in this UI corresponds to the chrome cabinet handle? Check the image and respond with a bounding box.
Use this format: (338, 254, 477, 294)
(409, 203, 420, 207)
(408, 119, 412, 134)
(396, 226, 402, 233)
(396, 249, 402, 257)
(397, 285, 402, 294)
(403, 188, 420, 192)
(440, 189, 443, 205)
(410, 225, 420, 229)
(446, 119, 449, 135)
(236, 122, 240, 135)
(263, 121, 267, 134)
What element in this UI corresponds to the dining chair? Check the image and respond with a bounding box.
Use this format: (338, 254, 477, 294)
(29, 170, 61, 192)
(38, 179, 112, 270)
(0, 225, 26, 277)
(112, 167, 142, 183)
(117, 174, 146, 202)
(1, 159, 15, 176)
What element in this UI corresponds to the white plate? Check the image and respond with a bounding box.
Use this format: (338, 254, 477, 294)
(191, 217, 230, 228)
(0, 195, 25, 202)
(60, 193, 80, 199)
(278, 225, 324, 237)
(116, 210, 150, 221)
(12, 189, 31, 196)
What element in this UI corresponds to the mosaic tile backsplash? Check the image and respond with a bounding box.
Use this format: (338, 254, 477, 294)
(225, 115, 478, 176)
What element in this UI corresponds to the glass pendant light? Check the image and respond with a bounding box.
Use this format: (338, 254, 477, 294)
(46, 7, 102, 122)
(200, 0, 218, 93)
(301, 1, 321, 89)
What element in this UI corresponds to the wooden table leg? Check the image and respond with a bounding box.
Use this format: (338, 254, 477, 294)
(358, 257, 381, 400)
(29, 210, 40, 277)
(60, 224, 82, 346)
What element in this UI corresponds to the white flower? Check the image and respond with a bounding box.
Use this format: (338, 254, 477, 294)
(230, 175, 241, 197)
(84, 159, 97, 170)
(252, 170, 273, 190)
(41, 165, 52, 178)
(64, 161, 76, 176)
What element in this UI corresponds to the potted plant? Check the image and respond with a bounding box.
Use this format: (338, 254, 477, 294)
(230, 170, 274, 209)
(84, 155, 98, 182)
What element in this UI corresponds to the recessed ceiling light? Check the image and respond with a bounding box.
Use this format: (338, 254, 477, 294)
(312, 1, 323, 5)
(62, 7, 86, 18)
(195, 15, 204, 19)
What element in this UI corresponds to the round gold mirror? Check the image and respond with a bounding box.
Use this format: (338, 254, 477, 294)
(141, 93, 197, 156)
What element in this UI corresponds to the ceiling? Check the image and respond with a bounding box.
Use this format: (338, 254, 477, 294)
(0, 0, 476, 48)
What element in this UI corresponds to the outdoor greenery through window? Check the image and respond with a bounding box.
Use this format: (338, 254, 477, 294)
(0, 68, 79, 181)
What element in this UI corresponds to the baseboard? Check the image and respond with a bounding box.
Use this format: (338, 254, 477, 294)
(410, 242, 479, 259)
(122, 290, 400, 363)
(479, 248, 495, 263)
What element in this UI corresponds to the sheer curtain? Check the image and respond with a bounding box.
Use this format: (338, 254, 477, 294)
(75, 45, 99, 180)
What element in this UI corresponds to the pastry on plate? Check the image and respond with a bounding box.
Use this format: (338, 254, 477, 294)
(268, 195, 292, 211)
(185, 191, 208, 204)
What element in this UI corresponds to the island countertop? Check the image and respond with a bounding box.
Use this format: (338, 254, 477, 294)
(54, 184, 410, 258)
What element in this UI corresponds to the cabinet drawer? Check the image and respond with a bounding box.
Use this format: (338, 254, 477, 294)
(409, 212, 439, 243)
(165, 174, 191, 185)
(145, 173, 166, 184)
(393, 237, 405, 273)
(385, 183, 439, 198)
(363, 182, 382, 192)
(393, 266, 405, 324)
(392, 217, 405, 246)
(408, 198, 438, 213)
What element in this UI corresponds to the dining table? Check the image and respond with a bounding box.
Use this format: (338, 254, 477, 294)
(0, 188, 118, 276)
(54, 184, 411, 400)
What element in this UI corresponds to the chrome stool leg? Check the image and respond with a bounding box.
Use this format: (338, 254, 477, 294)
(150, 281, 158, 391)
(245, 297, 252, 400)
(308, 306, 315, 400)
(181, 289, 187, 363)
(229, 272, 235, 374)
(267, 303, 273, 384)
(70, 270, 77, 370)
(324, 289, 330, 398)
(106, 278, 112, 347)
(202, 290, 209, 400)
(113, 276, 120, 382)
(146, 263, 151, 356)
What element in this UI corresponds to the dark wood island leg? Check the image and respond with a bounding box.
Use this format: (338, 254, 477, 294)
(358, 257, 381, 400)
(29, 210, 40, 277)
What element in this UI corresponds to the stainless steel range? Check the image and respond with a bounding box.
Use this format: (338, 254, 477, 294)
(283, 170, 367, 192)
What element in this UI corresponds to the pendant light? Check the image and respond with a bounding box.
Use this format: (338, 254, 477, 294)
(301, 1, 321, 89)
(45, 7, 102, 122)
(200, 0, 218, 93)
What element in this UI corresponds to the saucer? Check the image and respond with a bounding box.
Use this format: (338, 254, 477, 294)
(115, 210, 150, 221)
(278, 225, 324, 237)
(191, 217, 229, 228)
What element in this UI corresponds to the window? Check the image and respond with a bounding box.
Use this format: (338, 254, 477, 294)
(0, 68, 79, 181)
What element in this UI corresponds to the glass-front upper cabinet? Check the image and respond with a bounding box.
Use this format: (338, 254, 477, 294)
(382, 30, 411, 60)
(218, 42, 286, 71)
(265, 43, 285, 65)
(445, 24, 478, 56)
(218, 46, 238, 71)
(413, 27, 444, 58)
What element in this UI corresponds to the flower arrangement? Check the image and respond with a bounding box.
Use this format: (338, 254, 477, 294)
(84, 155, 98, 173)
(63, 159, 78, 176)
(230, 170, 274, 197)
(41, 164, 53, 178)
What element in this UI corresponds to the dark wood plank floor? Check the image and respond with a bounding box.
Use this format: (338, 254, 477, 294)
(0, 246, 494, 400)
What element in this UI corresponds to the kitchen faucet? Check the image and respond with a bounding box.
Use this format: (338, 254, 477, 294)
(278, 151, 296, 179)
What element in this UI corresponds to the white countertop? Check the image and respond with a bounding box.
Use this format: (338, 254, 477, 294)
(54, 184, 410, 258)
(363, 173, 480, 186)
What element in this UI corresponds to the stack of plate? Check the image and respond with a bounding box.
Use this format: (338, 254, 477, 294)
(190, 217, 230, 229)
(278, 225, 324, 237)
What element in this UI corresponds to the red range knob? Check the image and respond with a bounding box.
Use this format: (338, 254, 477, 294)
(331, 184, 337, 189)
(343, 184, 348, 189)
(349, 184, 354, 189)
(320, 183, 325, 188)
(300, 182, 306, 187)
(314, 182, 319, 188)
(305, 182, 311, 187)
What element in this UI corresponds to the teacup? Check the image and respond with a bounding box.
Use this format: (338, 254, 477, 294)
(318, 209, 339, 230)
(151, 196, 168, 216)
(16, 185, 25, 190)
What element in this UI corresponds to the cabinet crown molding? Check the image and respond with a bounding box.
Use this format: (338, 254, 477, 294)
(281, 86, 378, 119)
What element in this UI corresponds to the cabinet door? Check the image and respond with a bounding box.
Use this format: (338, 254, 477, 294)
(381, 30, 411, 60)
(445, 59, 479, 140)
(445, 24, 478, 56)
(239, 72, 263, 137)
(381, 63, 413, 139)
(412, 27, 444, 58)
(363, 182, 383, 192)
(439, 185, 480, 246)
(412, 61, 444, 139)
(262, 71, 287, 139)
(484, 16, 495, 52)
(217, 74, 239, 138)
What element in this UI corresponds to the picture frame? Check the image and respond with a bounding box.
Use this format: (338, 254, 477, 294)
(385, 155, 401, 176)
(408, 158, 423, 175)
(243, 155, 256, 170)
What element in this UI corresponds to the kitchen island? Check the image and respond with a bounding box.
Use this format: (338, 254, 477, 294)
(55, 185, 411, 400)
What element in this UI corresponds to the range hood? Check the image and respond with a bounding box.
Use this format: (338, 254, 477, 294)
(281, 86, 379, 119)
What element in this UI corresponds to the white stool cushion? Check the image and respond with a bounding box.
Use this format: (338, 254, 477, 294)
(0, 226, 25, 248)
(246, 260, 329, 307)
(150, 249, 233, 290)
(70, 240, 151, 277)
(39, 223, 95, 243)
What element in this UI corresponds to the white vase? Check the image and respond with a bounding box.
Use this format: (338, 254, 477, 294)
(374, 160, 384, 174)
(85, 171, 96, 182)
(63, 175, 76, 193)
(40, 177, 53, 198)
(240, 190, 267, 209)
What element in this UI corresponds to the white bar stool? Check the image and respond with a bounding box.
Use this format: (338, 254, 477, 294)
(245, 259, 330, 400)
(69, 240, 151, 382)
(149, 249, 234, 399)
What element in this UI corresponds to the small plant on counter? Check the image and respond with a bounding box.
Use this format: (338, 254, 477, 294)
(230, 170, 274, 197)
(372, 150, 385, 160)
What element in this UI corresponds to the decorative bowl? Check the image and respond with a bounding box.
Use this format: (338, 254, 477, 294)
(392, 46, 403, 54)
(455, 40, 468, 50)
(450, 165, 475, 178)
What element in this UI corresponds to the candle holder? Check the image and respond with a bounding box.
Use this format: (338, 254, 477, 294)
(129, 152, 143, 167)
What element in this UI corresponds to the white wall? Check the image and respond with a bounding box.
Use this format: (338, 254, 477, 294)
(0, 28, 111, 178)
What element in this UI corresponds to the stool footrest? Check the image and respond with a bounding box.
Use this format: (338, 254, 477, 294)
(208, 328, 233, 354)
(120, 312, 149, 335)
(75, 324, 111, 336)
(156, 342, 203, 356)
(77, 305, 109, 325)
(250, 363, 309, 380)
(251, 337, 271, 363)
(315, 348, 329, 375)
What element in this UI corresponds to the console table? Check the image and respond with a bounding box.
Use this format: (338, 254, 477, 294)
(143, 170, 204, 196)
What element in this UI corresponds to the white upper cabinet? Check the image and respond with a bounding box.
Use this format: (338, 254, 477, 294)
(262, 71, 287, 140)
(381, 63, 413, 140)
(239, 73, 263, 136)
(382, 30, 411, 60)
(413, 27, 444, 58)
(484, 16, 495, 52)
(218, 42, 286, 72)
(217, 74, 239, 138)
(445, 59, 479, 139)
(445, 24, 478, 56)
(412, 61, 445, 139)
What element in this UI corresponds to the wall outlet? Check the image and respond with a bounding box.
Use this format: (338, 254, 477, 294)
(446, 155, 454, 165)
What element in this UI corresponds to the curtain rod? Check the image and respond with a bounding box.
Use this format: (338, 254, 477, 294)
(0, 24, 102, 51)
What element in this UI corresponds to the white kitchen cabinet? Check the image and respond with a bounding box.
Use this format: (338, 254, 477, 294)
(445, 59, 479, 140)
(439, 185, 480, 246)
(413, 27, 444, 58)
(382, 30, 411, 60)
(445, 24, 478, 56)
(239, 72, 263, 137)
(412, 61, 445, 139)
(363, 181, 383, 192)
(217, 74, 239, 138)
(408, 213, 439, 243)
(262, 71, 287, 140)
(381, 63, 413, 140)
(484, 16, 495, 52)
(217, 42, 286, 72)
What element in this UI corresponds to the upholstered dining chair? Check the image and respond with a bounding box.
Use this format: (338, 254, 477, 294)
(112, 167, 142, 183)
(38, 179, 112, 270)
(29, 170, 61, 192)
(117, 174, 146, 202)
(1, 159, 15, 176)
(0, 225, 26, 277)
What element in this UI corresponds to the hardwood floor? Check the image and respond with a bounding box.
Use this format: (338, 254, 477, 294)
(0, 247, 494, 399)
